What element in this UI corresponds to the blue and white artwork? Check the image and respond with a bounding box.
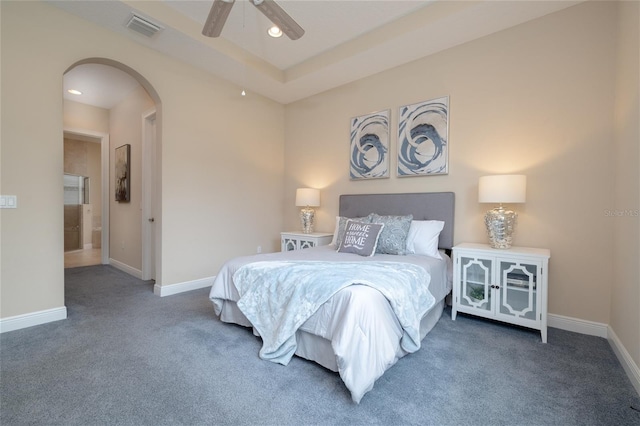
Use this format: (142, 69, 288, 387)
(398, 96, 449, 177)
(349, 109, 390, 180)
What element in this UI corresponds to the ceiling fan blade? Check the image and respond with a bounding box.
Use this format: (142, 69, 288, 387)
(202, 0, 235, 38)
(252, 0, 305, 40)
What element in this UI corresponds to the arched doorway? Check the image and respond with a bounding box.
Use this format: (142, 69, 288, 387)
(63, 58, 162, 285)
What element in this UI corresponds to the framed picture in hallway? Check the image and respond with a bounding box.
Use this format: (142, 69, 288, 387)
(115, 144, 130, 202)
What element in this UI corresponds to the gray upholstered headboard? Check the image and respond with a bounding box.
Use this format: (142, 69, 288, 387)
(339, 192, 455, 250)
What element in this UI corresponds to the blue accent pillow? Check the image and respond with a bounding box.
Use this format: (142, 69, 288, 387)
(369, 213, 413, 255)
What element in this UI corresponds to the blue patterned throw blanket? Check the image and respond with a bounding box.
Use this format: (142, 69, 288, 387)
(233, 261, 434, 365)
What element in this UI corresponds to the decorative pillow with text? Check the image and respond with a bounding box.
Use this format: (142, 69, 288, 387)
(337, 220, 384, 257)
(330, 215, 372, 246)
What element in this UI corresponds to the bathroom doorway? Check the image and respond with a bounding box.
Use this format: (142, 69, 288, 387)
(63, 131, 106, 268)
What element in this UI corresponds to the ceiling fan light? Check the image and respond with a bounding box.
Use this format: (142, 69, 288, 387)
(268, 26, 282, 38)
(253, 0, 305, 40)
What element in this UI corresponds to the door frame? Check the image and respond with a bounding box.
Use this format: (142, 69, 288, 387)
(63, 127, 110, 265)
(141, 108, 157, 281)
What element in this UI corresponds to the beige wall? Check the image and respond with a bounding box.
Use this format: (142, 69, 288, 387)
(64, 138, 89, 176)
(611, 1, 640, 369)
(64, 100, 110, 134)
(0, 1, 284, 318)
(0, 0, 3, 312)
(109, 86, 154, 271)
(285, 1, 620, 326)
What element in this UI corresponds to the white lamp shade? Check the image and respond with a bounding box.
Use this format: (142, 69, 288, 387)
(295, 188, 320, 207)
(478, 175, 526, 203)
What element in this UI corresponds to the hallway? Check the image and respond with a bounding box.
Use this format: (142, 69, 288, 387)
(64, 248, 101, 268)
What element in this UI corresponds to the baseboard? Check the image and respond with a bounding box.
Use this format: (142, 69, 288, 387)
(549, 313, 639, 396)
(548, 313, 608, 338)
(154, 276, 215, 297)
(109, 258, 142, 279)
(0, 306, 67, 334)
(608, 327, 640, 396)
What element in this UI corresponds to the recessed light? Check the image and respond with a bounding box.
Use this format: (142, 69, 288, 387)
(67, 89, 82, 95)
(268, 26, 282, 38)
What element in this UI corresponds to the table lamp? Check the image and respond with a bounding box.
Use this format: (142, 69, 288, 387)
(295, 188, 320, 234)
(478, 175, 526, 249)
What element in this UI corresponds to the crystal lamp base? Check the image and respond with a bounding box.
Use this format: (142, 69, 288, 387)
(299, 207, 316, 234)
(484, 205, 518, 249)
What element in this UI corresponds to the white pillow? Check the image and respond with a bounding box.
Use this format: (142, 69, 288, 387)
(405, 220, 445, 259)
(330, 216, 341, 246)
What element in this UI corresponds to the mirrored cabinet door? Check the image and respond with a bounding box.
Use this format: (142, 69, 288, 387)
(496, 261, 539, 323)
(459, 256, 492, 314)
(282, 237, 298, 251)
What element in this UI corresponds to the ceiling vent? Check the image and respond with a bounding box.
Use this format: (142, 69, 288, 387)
(126, 14, 163, 38)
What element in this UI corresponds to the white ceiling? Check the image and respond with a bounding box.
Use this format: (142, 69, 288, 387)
(54, 0, 582, 107)
(164, 0, 432, 69)
(64, 64, 140, 109)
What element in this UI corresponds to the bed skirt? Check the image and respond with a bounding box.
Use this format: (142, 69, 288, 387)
(217, 298, 445, 373)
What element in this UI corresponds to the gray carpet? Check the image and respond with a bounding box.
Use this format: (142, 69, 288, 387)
(1, 265, 639, 426)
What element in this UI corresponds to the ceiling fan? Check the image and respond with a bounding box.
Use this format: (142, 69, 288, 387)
(202, 0, 305, 40)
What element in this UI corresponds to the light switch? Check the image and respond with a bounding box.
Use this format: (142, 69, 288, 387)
(0, 195, 17, 209)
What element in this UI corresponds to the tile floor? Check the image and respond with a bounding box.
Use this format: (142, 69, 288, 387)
(64, 248, 102, 268)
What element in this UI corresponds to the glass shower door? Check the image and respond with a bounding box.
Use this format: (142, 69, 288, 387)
(63, 174, 86, 252)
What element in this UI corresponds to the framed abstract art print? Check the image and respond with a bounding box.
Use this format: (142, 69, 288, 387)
(115, 144, 131, 202)
(349, 109, 390, 180)
(397, 96, 449, 177)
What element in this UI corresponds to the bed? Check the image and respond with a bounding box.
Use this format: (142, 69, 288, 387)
(209, 192, 455, 403)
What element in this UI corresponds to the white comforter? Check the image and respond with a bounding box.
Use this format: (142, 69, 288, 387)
(209, 245, 451, 403)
